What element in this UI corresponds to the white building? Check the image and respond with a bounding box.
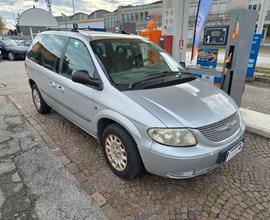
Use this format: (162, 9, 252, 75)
(54, 0, 270, 43)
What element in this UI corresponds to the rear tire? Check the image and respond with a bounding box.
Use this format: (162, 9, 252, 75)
(31, 84, 51, 114)
(101, 123, 145, 179)
(8, 52, 15, 61)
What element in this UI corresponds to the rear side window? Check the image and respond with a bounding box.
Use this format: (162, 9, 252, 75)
(62, 38, 95, 78)
(27, 34, 67, 73)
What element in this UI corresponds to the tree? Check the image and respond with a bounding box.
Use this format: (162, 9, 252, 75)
(0, 16, 6, 35)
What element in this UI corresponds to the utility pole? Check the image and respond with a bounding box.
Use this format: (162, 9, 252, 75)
(9, 2, 19, 39)
(72, 0, 75, 14)
(45, 0, 52, 14)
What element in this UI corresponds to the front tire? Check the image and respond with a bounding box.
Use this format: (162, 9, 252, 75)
(101, 123, 145, 179)
(31, 84, 51, 114)
(8, 52, 15, 61)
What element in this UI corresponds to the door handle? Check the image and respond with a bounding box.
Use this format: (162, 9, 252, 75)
(56, 84, 64, 92)
(49, 81, 56, 88)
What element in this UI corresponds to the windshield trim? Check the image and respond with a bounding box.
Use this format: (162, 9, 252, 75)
(3, 40, 19, 47)
(90, 38, 191, 91)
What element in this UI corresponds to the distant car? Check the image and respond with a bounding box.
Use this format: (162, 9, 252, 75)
(0, 39, 28, 61)
(0, 49, 2, 61)
(21, 40, 32, 48)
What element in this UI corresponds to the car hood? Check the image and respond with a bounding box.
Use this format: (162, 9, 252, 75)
(123, 79, 238, 128)
(6, 46, 28, 52)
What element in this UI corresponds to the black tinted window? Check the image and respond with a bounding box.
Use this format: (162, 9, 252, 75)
(27, 34, 67, 72)
(62, 38, 95, 77)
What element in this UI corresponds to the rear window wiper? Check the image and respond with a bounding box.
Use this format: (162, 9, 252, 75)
(128, 71, 179, 90)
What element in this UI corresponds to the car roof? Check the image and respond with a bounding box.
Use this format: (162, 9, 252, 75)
(39, 30, 143, 41)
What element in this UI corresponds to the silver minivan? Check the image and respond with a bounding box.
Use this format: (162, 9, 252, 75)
(25, 30, 245, 179)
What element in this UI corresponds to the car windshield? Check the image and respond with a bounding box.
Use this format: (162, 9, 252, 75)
(90, 38, 191, 89)
(3, 40, 20, 47)
(23, 41, 31, 47)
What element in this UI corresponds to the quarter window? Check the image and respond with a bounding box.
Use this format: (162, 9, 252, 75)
(27, 34, 67, 73)
(62, 38, 95, 77)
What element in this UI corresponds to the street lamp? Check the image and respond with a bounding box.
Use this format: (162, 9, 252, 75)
(9, 2, 19, 39)
(72, 0, 75, 14)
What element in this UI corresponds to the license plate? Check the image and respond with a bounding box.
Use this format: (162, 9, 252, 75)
(225, 142, 243, 162)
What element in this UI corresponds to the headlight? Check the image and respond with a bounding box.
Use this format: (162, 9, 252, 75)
(148, 128, 197, 147)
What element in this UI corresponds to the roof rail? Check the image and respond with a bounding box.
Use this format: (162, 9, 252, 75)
(45, 27, 79, 32)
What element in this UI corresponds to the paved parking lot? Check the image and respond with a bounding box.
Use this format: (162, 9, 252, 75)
(8, 92, 270, 220)
(241, 81, 270, 115)
(1, 61, 270, 219)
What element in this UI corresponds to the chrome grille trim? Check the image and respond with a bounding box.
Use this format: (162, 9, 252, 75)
(198, 112, 240, 142)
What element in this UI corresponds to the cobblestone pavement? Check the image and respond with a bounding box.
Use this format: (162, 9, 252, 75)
(241, 82, 270, 115)
(0, 95, 107, 220)
(0, 96, 39, 220)
(9, 92, 270, 220)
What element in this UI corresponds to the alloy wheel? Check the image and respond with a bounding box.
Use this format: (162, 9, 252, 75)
(105, 134, 128, 171)
(8, 52, 14, 61)
(32, 88, 41, 110)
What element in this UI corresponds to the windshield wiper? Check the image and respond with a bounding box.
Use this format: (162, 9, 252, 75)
(128, 71, 179, 90)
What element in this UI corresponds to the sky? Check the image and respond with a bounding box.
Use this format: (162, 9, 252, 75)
(0, 0, 157, 29)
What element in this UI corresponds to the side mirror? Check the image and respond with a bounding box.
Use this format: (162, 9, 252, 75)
(72, 70, 101, 87)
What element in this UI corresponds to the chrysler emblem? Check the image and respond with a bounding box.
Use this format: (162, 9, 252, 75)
(217, 119, 237, 132)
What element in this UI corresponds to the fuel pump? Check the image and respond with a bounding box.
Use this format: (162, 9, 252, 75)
(188, 9, 257, 107)
(221, 9, 257, 106)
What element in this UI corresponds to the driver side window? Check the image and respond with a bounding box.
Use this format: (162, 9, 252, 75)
(62, 38, 95, 78)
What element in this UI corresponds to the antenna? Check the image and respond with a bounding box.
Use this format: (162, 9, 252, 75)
(45, 0, 52, 14)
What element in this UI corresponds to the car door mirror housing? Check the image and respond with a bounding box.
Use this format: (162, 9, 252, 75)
(72, 70, 101, 88)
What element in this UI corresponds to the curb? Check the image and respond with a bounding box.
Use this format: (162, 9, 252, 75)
(245, 124, 270, 139)
(240, 108, 270, 139)
(255, 76, 270, 84)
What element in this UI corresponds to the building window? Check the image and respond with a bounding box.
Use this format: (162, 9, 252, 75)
(219, 3, 226, 13)
(135, 12, 139, 21)
(127, 13, 131, 22)
(248, 5, 252, 10)
(140, 12, 144, 21)
(253, 5, 257, 10)
(145, 11, 148, 17)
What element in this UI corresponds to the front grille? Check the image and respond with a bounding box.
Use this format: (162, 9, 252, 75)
(198, 112, 240, 142)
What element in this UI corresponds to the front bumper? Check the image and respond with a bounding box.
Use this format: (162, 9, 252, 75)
(138, 122, 245, 179)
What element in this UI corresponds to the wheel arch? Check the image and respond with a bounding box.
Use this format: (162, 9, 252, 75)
(95, 110, 142, 145)
(29, 79, 36, 88)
